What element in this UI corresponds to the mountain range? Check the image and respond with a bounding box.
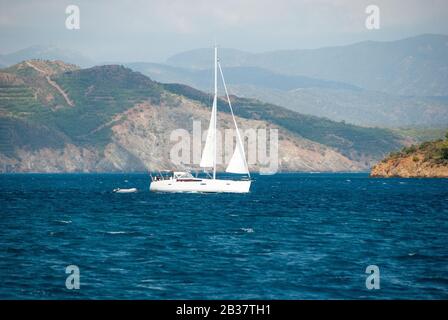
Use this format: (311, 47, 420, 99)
(127, 34, 448, 127)
(0, 60, 405, 173)
(2, 34, 448, 128)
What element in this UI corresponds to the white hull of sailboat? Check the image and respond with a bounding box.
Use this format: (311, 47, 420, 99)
(150, 179, 251, 193)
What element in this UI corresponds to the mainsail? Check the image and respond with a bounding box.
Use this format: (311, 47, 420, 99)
(200, 96, 217, 168)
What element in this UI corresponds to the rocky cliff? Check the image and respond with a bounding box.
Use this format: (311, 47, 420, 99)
(370, 136, 448, 178)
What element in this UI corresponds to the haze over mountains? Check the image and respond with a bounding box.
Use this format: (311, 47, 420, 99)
(128, 34, 448, 128)
(167, 34, 448, 96)
(127, 62, 448, 128)
(0, 45, 94, 68)
(1, 34, 447, 128)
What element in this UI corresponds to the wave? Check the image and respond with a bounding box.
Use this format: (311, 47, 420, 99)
(55, 220, 72, 224)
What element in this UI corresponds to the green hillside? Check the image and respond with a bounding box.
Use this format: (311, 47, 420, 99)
(0, 63, 164, 153)
(371, 132, 448, 178)
(42, 65, 162, 147)
(162, 83, 402, 162)
(387, 133, 448, 164)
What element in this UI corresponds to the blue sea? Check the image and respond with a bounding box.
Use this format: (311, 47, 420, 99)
(0, 173, 447, 299)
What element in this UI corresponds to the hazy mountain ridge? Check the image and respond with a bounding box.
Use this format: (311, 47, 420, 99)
(0, 45, 94, 68)
(167, 34, 448, 97)
(128, 35, 448, 127)
(0, 60, 406, 172)
(129, 62, 448, 127)
(229, 86, 448, 128)
(126, 62, 361, 91)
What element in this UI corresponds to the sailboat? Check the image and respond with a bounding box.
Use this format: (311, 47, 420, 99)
(149, 46, 251, 193)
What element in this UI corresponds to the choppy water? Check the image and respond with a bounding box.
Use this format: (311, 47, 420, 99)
(0, 173, 447, 299)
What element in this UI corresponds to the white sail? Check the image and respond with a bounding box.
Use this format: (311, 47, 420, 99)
(200, 96, 217, 168)
(226, 138, 249, 174)
(200, 46, 219, 179)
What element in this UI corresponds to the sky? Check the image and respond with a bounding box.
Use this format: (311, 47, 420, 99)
(0, 0, 447, 62)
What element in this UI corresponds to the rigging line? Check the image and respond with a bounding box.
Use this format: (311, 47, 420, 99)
(217, 61, 250, 177)
(208, 57, 213, 109)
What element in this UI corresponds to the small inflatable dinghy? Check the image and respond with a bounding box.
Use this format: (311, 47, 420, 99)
(113, 188, 137, 193)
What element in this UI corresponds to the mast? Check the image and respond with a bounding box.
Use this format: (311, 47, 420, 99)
(199, 46, 218, 173)
(213, 45, 218, 180)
